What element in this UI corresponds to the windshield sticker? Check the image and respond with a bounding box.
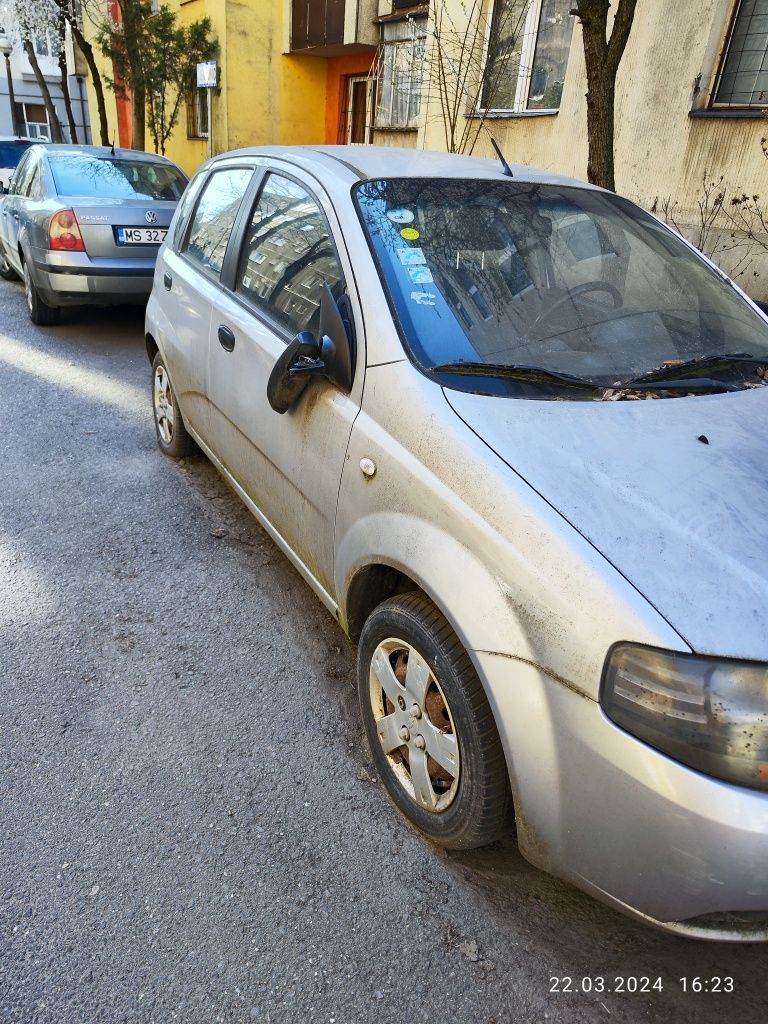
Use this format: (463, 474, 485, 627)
(386, 208, 415, 224)
(398, 247, 426, 267)
(411, 291, 436, 306)
(408, 266, 434, 285)
(400, 227, 420, 241)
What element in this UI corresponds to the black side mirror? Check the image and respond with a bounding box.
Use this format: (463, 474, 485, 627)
(266, 284, 356, 414)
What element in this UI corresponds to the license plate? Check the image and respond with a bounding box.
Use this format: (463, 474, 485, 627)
(116, 227, 167, 245)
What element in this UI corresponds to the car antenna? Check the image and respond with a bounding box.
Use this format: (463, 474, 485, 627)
(110, 133, 115, 157)
(489, 136, 513, 178)
(422, 13, 514, 178)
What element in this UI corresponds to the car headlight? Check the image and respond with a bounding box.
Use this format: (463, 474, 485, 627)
(601, 644, 768, 791)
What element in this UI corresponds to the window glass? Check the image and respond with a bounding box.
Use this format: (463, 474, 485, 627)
(375, 18, 427, 129)
(49, 156, 187, 200)
(355, 178, 768, 394)
(173, 170, 207, 249)
(26, 165, 43, 200)
(714, 0, 768, 107)
(12, 153, 35, 196)
(183, 167, 252, 277)
(236, 174, 344, 336)
(483, 0, 573, 112)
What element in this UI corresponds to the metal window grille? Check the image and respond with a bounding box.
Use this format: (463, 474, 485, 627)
(713, 0, 768, 107)
(186, 88, 209, 139)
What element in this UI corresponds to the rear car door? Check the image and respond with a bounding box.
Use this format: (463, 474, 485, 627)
(205, 167, 365, 600)
(157, 163, 254, 435)
(0, 151, 35, 267)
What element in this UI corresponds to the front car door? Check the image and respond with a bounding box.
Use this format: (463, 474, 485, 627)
(158, 163, 254, 435)
(205, 166, 365, 603)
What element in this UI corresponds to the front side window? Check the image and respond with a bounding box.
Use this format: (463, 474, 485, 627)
(375, 17, 427, 129)
(713, 0, 768, 108)
(235, 173, 344, 337)
(483, 0, 574, 113)
(49, 156, 187, 201)
(355, 177, 768, 398)
(183, 167, 253, 277)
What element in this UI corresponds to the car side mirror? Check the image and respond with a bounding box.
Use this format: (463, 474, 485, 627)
(266, 284, 356, 414)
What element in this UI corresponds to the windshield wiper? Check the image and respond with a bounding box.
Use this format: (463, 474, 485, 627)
(428, 361, 600, 392)
(619, 352, 765, 387)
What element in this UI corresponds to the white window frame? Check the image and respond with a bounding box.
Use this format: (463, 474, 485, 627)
(16, 102, 50, 140)
(481, 0, 567, 115)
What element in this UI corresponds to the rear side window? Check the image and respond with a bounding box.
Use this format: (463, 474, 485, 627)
(235, 173, 344, 336)
(49, 156, 187, 200)
(173, 171, 207, 249)
(183, 167, 252, 278)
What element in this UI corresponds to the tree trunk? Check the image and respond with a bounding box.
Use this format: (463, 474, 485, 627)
(22, 39, 64, 143)
(70, 23, 110, 145)
(57, 12, 78, 144)
(118, 0, 146, 150)
(572, 0, 638, 192)
(131, 82, 146, 150)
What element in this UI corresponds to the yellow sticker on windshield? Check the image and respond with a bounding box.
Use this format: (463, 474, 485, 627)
(400, 227, 420, 241)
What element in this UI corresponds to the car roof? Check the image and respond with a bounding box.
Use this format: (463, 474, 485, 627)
(38, 144, 179, 165)
(0, 136, 40, 144)
(212, 144, 599, 191)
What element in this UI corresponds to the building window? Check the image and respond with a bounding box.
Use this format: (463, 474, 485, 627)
(713, 0, 768, 108)
(482, 0, 573, 114)
(186, 87, 209, 139)
(374, 17, 427, 129)
(15, 102, 50, 140)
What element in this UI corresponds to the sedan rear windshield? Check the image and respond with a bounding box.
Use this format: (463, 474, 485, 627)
(0, 142, 33, 168)
(49, 156, 187, 201)
(354, 178, 768, 396)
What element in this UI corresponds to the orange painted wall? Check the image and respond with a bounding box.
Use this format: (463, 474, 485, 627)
(325, 53, 375, 144)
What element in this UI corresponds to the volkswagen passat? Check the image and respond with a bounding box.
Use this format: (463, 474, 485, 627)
(145, 146, 768, 940)
(0, 143, 187, 323)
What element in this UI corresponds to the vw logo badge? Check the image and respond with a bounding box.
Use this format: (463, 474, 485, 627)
(144, 210, 157, 225)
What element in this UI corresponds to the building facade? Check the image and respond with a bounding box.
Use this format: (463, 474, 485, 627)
(0, 19, 91, 143)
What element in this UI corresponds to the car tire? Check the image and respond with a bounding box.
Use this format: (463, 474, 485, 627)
(358, 592, 510, 850)
(23, 259, 60, 325)
(0, 251, 19, 281)
(152, 351, 196, 459)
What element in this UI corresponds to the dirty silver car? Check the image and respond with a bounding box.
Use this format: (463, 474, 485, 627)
(0, 144, 187, 324)
(145, 146, 768, 940)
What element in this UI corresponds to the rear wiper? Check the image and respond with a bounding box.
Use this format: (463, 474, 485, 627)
(428, 361, 600, 392)
(619, 352, 765, 387)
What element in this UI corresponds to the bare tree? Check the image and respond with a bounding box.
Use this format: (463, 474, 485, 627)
(570, 0, 638, 191)
(427, 0, 531, 155)
(2, 0, 65, 141)
(54, 0, 111, 145)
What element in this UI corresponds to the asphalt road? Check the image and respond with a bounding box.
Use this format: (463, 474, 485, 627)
(0, 275, 766, 1024)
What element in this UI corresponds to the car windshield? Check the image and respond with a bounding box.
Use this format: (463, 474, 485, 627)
(354, 178, 768, 397)
(0, 141, 33, 168)
(49, 155, 187, 201)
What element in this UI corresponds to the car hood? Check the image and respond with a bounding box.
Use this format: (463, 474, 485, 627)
(444, 385, 768, 661)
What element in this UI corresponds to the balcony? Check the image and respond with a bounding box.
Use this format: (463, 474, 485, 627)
(290, 0, 379, 55)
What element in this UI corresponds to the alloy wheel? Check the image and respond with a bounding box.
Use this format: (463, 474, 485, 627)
(153, 364, 175, 445)
(23, 263, 33, 313)
(368, 638, 460, 812)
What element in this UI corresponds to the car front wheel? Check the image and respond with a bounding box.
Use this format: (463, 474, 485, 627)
(358, 592, 510, 850)
(152, 352, 196, 459)
(23, 260, 60, 325)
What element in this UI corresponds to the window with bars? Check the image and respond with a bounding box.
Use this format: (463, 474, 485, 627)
(374, 17, 427, 129)
(186, 88, 209, 139)
(482, 0, 573, 114)
(713, 0, 768, 108)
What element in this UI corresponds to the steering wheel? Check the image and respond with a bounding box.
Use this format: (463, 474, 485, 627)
(533, 281, 623, 330)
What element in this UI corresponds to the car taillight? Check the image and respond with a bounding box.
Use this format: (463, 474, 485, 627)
(49, 209, 85, 252)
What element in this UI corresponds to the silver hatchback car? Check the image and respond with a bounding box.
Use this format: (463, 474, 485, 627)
(0, 144, 187, 324)
(146, 146, 768, 940)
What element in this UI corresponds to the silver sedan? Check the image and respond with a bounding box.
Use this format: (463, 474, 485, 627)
(0, 143, 187, 324)
(145, 145, 768, 941)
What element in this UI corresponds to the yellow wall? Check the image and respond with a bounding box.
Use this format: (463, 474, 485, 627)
(84, 0, 328, 177)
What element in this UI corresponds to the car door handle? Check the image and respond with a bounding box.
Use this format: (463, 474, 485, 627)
(163, 271, 172, 290)
(218, 325, 235, 352)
